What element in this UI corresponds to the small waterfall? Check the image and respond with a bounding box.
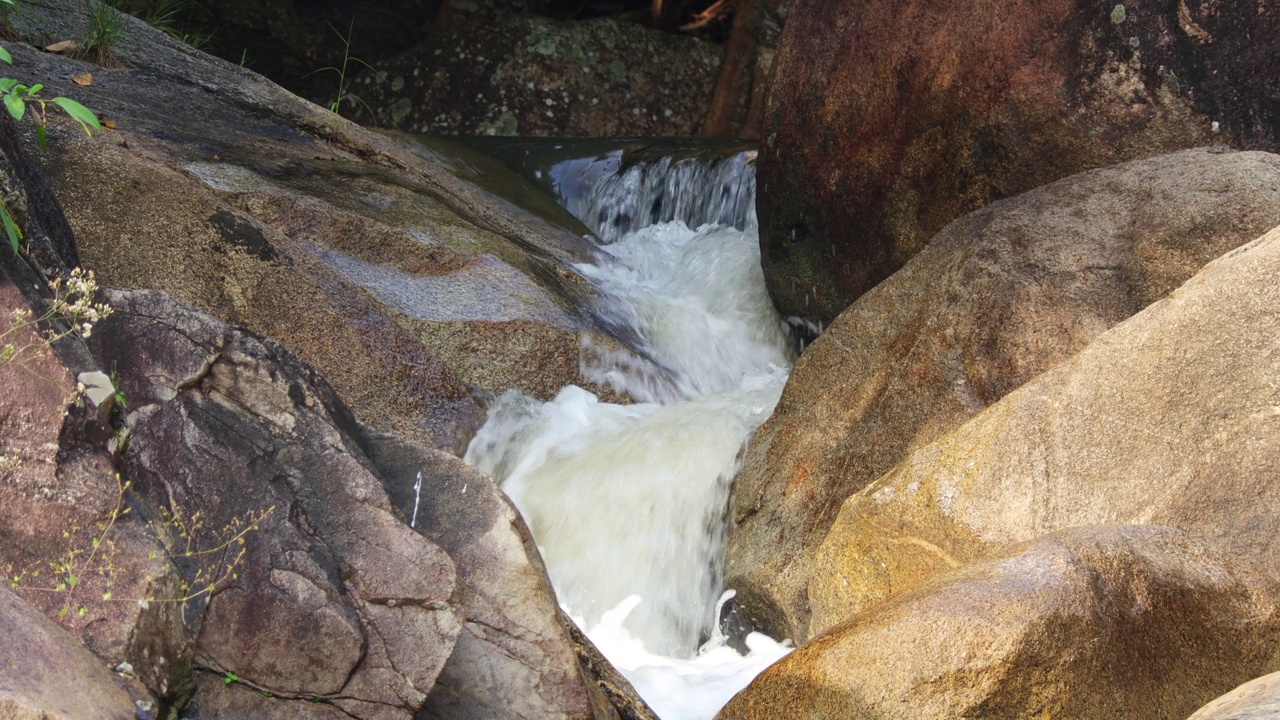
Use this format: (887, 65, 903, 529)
(464, 143, 791, 717)
(565, 150, 758, 244)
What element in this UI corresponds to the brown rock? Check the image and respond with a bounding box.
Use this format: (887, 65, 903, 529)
(726, 148, 1280, 642)
(807, 222, 1280, 634)
(92, 289, 463, 718)
(0, 585, 138, 720)
(365, 432, 658, 720)
(720, 526, 1279, 720)
(758, 0, 1280, 328)
(1188, 671, 1280, 720)
(0, 267, 187, 709)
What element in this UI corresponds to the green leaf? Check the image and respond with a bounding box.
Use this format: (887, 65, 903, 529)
(26, 83, 42, 96)
(3, 92, 22, 121)
(0, 46, 11, 65)
(0, 203, 21, 254)
(35, 124, 45, 154)
(50, 97, 101, 134)
(0, 78, 15, 92)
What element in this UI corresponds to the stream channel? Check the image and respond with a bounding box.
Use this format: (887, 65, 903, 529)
(461, 141, 796, 718)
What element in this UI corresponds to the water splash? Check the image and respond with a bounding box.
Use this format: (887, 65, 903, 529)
(572, 592, 793, 720)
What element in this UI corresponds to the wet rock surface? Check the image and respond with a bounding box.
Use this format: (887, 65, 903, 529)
(758, 0, 1280, 328)
(0, 3, 670, 717)
(352, 15, 723, 136)
(721, 526, 1280, 720)
(725, 148, 1280, 642)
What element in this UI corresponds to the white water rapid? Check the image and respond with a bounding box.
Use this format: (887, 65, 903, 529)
(464, 149, 794, 718)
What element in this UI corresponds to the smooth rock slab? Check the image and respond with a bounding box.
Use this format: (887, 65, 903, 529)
(0, 585, 137, 720)
(721, 526, 1277, 720)
(808, 222, 1280, 633)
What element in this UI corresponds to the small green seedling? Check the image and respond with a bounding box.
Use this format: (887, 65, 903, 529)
(0, 0, 103, 253)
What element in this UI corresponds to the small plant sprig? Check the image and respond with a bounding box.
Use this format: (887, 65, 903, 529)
(308, 18, 376, 139)
(5, 474, 129, 618)
(0, 267, 111, 369)
(8, 470, 276, 621)
(151, 500, 276, 606)
(0, 0, 103, 253)
(104, 0, 212, 50)
(77, 0, 125, 62)
(0, 267, 110, 477)
(0, 61, 102, 157)
(0, 1, 102, 138)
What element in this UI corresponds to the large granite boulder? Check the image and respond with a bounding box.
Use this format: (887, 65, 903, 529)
(807, 222, 1280, 634)
(725, 148, 1280, 642)
(351, 16, 723, 137)
(720, 526, 1279, 720)
(83, 286, 651, 719)
(8, 1, 630, 456)
(758, 0, 1280, 328)
(93, 288, 463, 719)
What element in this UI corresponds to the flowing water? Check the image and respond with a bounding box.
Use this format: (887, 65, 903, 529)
(464, 147, 793, 718)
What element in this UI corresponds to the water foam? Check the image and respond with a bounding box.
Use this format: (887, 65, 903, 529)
(465, 209, 791, 714)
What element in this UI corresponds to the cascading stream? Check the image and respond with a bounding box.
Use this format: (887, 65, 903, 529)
(464, 148, 793, 718)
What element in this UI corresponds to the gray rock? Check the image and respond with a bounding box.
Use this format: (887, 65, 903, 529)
(93, 288, 463, 719)
(9, 0, 631, 454)
(364, 432, 658, 720)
